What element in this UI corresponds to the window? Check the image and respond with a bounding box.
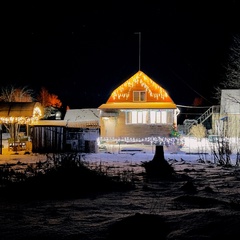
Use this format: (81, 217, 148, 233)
(126, 110, 174, 124)
(126, 110, 148, 124)
(133, 91, 146, 102)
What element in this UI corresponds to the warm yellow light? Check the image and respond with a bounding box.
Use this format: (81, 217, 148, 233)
(0, 106, 42, 124)
(110, 71, 170, 101)
(102, 117, 109, 120)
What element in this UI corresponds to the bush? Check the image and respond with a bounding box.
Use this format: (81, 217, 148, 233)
(189, 124, 207, 139)
(0, 153, 135, 200)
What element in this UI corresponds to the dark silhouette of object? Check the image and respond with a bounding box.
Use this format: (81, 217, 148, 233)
(180, 180, 197, 193)
(141, 145, 175, 179)
(106, 213, 170, 240)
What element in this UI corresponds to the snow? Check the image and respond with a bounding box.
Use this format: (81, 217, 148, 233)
(0, 138, 240, 239)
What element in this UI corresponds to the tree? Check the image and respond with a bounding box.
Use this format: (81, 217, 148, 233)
(37, 87, 62, 119)
(170, 123, 180, 137)
(0, 85, 34, 102)
(214, 34, 240, 103)
(193, 97, 204, 106)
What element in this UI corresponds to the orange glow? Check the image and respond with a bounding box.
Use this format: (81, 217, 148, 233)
(0, 106, 43, 124)
(107, 71, 173, 103)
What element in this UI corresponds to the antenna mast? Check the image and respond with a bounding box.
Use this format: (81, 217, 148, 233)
(138, 32, 141, 70)
(135, 32, 141, 70)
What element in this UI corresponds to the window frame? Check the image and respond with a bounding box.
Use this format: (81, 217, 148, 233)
(133, 91, 147, 102)
(125, 110, 174, 125)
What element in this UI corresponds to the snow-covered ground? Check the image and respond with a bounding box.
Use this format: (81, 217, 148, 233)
(0, 136, 240, 239)
(1, 136, 239, 166)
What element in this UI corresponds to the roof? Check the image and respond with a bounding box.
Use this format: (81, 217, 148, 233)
(33, 109, 100, 128)
(64, 109, 99, 122)
(98, 71, 177, 109)
(64, 109, 100, 128)
(32, 120, 67, 127)
(0, 102, 43, 117)
(99, 102, 177, 109)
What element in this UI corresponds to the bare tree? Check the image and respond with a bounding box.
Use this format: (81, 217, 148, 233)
(0, 85, 35, 102)
(214, 34, 240, 103)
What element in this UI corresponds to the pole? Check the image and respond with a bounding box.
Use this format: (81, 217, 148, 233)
(138, 32, 141, 70)
(134, 32, 141, 70)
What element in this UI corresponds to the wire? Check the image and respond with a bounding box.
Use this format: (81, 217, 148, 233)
(168, 66, 214, 105)
(176, 104, 213, 108)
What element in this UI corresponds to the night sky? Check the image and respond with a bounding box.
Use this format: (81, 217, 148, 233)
(2, 1, 240, 109)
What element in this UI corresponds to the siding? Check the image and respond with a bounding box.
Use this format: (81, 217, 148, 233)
(32, 126, 66, 153)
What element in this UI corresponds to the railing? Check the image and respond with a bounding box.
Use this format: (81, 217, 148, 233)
(185, 105, 220, 135)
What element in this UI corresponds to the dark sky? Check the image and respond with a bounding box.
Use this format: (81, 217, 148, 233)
(2, 1, 240, 109)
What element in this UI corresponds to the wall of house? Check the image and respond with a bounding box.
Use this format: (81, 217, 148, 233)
(214, 89, 240, 138)
(100, 111, 172, 139)
(217, 114, 240, 138)
(32, 126, 99, 153)
(32, 126, 66, 153)
(226, 115, 240, 138)
(66, 128, 99, 153)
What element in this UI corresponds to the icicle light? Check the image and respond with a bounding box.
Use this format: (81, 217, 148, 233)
(109, 71, 170, 101)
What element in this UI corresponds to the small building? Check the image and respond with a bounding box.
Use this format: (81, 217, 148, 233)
(31, 109, 100, 153)
(64, 109, 100, 153)
(98, 71, 179, 139)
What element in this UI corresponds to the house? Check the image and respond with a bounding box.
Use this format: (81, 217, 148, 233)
(186, 89, 240, 139)
(213, 89, 240, 138)
(98, 71, 179, 139)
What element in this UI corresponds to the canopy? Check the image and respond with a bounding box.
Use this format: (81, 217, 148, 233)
(0, 102, 43, 123)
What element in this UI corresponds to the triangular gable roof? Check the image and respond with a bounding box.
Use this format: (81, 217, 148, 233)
(99, 70, 176, 109)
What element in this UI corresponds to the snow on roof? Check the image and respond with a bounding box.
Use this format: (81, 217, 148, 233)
(64, 109, 100, 128)
(33, 109, 100, 128)
(64, 109, 99, 122)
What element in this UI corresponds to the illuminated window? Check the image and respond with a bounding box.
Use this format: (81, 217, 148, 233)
(126, 110, 173, 124)
(133, 91, 146, 102)
(132, 111, 137, 123)
(149, 111, 155, 124)
(161, 111, 167, 123)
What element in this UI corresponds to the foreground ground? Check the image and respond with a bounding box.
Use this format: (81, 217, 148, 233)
(0, 143, 240, 239)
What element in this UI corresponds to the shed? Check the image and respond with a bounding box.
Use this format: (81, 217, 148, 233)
(31, 109, 100, 153)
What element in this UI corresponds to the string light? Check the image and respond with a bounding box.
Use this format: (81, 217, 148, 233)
(109, 71, 172, 102)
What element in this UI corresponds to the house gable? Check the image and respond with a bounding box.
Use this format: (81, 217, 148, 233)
(99, 71, 176, 109)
